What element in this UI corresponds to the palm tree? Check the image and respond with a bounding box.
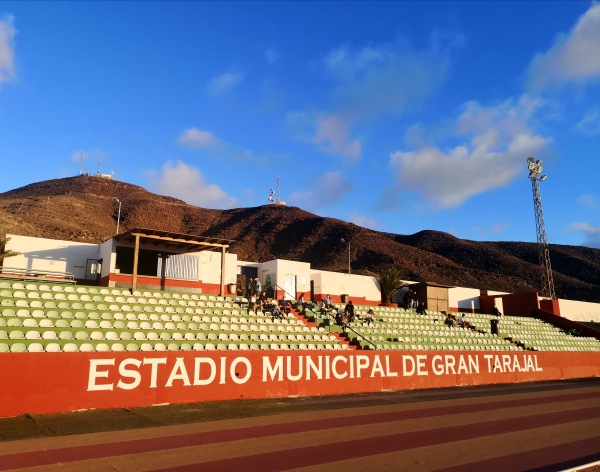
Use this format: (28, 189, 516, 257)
(377, 267, 408, 305)
(0, 237, 19, 263)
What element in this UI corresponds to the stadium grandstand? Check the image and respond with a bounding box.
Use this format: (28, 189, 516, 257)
(0, 231, 599, 418)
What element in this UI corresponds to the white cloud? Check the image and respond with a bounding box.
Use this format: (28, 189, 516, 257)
(312, 114, 362, 162)
(577, 194, 598, 209)
(389, 95, 550, 209)
(324, 39, 451, 122)
(349, 210, 379, 230)
(177, 128, 220, 149)
(149, 160, 238, 209)
(288, 171, 353, 209)
(265, 48, 278, 64)
(0, 15, 16, 86)
(287, 37, 454, 162)
(527, 4, 600, 90)
(206, 71, 244, 96)
(572, 107, 600, 136)
(565, 221, 600, 248)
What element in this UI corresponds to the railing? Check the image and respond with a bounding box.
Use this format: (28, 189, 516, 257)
(271, 286, 378, 350)
(0, 267, 75, 284)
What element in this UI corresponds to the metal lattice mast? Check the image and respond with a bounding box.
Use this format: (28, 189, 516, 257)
(527, 157, 556, 300)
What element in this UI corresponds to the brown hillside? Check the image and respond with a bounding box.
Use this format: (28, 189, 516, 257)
(1, 175, 599, 303)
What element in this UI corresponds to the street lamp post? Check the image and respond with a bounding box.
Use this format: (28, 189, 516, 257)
(340, 238, 350, 274)
(115, 198, 121, 235)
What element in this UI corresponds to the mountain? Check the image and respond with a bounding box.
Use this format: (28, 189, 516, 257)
(1, 175, 599, 303)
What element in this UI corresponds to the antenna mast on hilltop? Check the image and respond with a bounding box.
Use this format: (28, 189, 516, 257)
(79, 153, 84, 175)
(268, 174, 282, 205)
(268, 175, 286, 206)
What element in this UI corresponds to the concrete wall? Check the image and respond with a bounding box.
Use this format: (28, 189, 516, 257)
(558, 299, 600, 323)
(98, 239, 114, 279)
(197, 251, 237, 285)
(311, 269, 380, 304)
(2, 350, 599, 418)
(5, 234, 99, 280)
(448, 287, 482, 312)
(252, 259, 311, 300)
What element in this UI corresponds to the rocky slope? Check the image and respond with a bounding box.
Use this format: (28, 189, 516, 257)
(1, 175, 599, 303)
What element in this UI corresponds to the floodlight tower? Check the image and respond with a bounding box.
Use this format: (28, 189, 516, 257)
(527, 157, 556, 300)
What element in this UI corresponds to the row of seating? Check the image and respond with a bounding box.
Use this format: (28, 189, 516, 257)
(0, 279, 347, 352)
(0, 339, 350, 353)
(0, 328, 336, 343)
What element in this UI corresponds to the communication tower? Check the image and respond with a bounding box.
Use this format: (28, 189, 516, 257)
(268, 175, 286, 205)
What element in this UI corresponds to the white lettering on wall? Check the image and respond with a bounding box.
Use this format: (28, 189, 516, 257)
(88, 359, 115, 391)
(117, 358, 142, 390)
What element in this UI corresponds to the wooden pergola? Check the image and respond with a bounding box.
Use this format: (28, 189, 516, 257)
(113, 228, 235, 295)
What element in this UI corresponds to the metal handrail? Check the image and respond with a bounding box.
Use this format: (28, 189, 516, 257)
(269, 286, 378, 349)
(0, 267, 75, 284)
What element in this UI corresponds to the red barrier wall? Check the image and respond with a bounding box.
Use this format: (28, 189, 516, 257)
(1, 350, 599, 418)
(99, 274, 223, 295)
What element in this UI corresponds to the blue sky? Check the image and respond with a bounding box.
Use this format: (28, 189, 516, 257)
(0, 1, 599, 248)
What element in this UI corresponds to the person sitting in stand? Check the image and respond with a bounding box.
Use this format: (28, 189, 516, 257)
(365, 309, 375, 326)
(248, 294, 257, 312)
(444, 314, 455, 327)
(492, 306, 503, 317)
(297, 293, 305, 305)
(334, 308, 345, 327)
(317, 300, 326, 315)
(344, 300, 355, 323)
(279, 299, 291, 316)
(272, 304, 285, 321)
(416, 302, 426, 316)
(324, 294, 333, 309)
(459, 313, 468, 328)
(257, 290, 268, 312)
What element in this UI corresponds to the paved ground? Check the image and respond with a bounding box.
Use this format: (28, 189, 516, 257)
(0, 378, 599, 471)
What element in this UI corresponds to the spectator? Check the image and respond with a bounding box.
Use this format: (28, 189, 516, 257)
(318, 300, 326, 314)
(253, 278, 261, 297)
(492, 306, 502, 317)
(272, 304, 285, 321)
(247, 278, 254, 298)
(249, 294, 257, 312)
(297, 293, 305, 305)
(459, 314, 468, 328)
(334, 308, 344, 327)
(365, 309, 375, 326)
(257, 290, 268, 312)
(324, 294, 333, 309)
(279, 299, 291, 316)
(344, 300, 355, 323)
(416, 302, 426, 316)
(404, 289, 413, 309)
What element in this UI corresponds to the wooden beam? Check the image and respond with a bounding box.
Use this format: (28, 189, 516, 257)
(131, 232, 230, 250)
(132, 234, 140, 292)
(220, 246, 226, 297)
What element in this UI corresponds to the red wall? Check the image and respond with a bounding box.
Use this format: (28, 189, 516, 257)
(481, 292, 541, 316)
(0, 350, 598, 418)
(99, 274, 223, 295)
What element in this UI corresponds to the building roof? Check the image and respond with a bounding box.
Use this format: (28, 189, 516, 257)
(112, 228, 234, 253)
